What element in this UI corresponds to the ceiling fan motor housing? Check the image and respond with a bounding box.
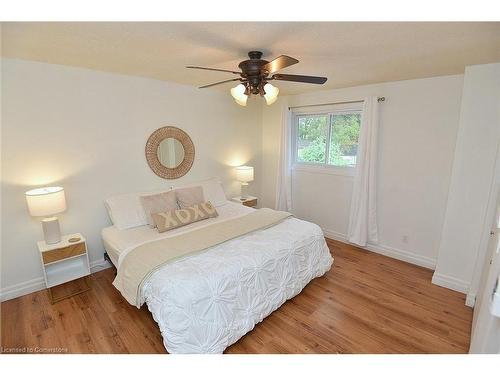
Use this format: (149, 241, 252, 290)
(238, 51, 270, 93)
(247, 51, 263, 59)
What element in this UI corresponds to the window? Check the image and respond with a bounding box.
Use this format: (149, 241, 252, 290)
(293, 107, 362, 171)
(296, 114, 329, 164)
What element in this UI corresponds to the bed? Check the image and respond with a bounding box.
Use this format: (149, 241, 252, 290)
(102, 182, 333, 354)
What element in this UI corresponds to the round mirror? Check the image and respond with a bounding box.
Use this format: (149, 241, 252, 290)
(157, 138, 185, 168)
(145, 126, 195, 179)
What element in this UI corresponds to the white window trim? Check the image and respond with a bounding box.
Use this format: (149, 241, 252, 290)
(291, 103, 363, 177)
(292, 163, 356, 177)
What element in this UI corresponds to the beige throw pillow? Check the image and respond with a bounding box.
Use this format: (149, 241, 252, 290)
(140, 190, 179, 227)
(152, 201, 218, 233)
(176, 186, 204, 208)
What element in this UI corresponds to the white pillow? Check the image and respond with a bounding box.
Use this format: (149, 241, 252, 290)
(199, 178, 227, 207)
(105, 188, 170, 230)
(173, 178, 227, 207)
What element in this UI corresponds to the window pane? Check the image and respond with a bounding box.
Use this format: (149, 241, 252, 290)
(296, 115, 328, 163)
(329, 113, 361, 167)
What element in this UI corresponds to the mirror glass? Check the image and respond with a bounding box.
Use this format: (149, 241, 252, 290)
(157, 138, 185, 168)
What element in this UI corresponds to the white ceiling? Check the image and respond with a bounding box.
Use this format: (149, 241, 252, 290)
(2, 22, 499, 95)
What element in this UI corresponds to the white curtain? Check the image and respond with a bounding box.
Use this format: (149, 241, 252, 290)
(275, 104, 293, 212)
(347, 96, 380, 246)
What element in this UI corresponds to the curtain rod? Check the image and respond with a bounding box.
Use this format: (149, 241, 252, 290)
(288, 96, 385, 110)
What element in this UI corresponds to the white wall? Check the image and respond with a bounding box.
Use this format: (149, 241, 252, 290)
(433, 63, 500, 294)
(261, 97, 284, 207)
(262, 75, 464, 268)
(0, 58, 262, 300)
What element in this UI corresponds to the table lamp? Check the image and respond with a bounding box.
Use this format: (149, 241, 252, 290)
(25, 186, 67, 244)
(236, 166, 254, 199)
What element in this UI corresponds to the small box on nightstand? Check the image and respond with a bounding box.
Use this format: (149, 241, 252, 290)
(37, 233, 91, 304)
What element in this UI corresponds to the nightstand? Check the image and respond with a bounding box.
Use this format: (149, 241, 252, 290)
(37, 233, 91, 304)
(232, 196, 258, 208)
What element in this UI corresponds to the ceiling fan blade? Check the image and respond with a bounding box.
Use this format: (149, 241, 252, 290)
(262, 55, 299, 74)
(186, 66, 241, 75)
(272, 74, 327, 84)
(199, 78, 241, 89)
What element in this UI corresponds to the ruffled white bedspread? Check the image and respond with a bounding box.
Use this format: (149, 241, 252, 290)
(142, 217, 333, 353)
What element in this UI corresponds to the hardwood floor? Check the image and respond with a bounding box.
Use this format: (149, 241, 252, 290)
(0, 239, 472, 354)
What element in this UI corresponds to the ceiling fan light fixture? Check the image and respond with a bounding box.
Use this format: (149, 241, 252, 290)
(263, 83, 279, 105)
(230, 84, 248, 106)
(190, 51, 326, 107)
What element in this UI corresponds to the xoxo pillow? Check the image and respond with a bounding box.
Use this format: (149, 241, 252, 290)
(151, 201, 218, 233)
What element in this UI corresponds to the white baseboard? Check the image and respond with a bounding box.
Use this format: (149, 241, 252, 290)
(0, 257, 112, 302)
(431, 272, 470, 294)
(0, 277, 45, 302)
(465, 293, 476, 308)
(323, 229, 437, 270)
(322, 229, 348, 243)
(90, 258, 112, 273)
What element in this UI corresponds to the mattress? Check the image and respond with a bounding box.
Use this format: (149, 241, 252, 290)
(101, 201, 253, 267)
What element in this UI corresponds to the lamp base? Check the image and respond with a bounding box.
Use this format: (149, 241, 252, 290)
(240, 182, 249, 199)
(42, 217, 61, 244)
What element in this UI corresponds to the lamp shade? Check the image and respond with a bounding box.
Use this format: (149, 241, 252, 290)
(230, 84, 248, 106)
(25, 186, 66, 217)
(236, 166, 254, 183)
(264, 83, 279, 105)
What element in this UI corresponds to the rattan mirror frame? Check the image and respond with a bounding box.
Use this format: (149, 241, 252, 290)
(145, 126, 195, 179)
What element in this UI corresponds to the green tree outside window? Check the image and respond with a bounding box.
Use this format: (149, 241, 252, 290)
(296, 112, 361, 167)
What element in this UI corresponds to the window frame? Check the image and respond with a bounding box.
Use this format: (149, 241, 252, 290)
(291, 103, 363, 177)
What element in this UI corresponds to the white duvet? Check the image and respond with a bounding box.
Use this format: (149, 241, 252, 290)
(140, 213, 333, 354)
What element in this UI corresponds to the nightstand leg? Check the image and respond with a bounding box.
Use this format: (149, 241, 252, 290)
(48, 287, 54, 304)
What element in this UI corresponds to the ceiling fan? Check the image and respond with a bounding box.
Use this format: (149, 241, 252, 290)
(187, 51, 327, 106)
